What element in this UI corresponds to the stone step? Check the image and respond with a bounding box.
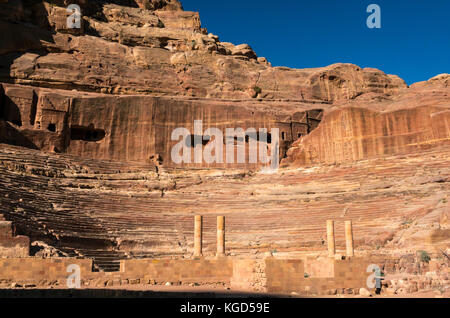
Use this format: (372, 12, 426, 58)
(0, 221, 12, 238)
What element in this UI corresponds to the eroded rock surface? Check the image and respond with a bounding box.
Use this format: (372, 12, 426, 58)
(1, 0, 406, 101)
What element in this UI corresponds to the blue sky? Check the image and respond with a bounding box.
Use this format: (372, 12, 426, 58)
(181, 0, 450, 85)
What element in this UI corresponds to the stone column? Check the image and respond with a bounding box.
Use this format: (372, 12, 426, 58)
(194, 215, 202, 257)
(216, 216, 225, 256)
(327, 220, 336, 257)
(326, 220, 335, 257)
(345, 220, 354, 257)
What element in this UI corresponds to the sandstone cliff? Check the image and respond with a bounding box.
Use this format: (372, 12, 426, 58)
(0, 1, 449, 272)
(282, 76, 450, 166)
(1, 0, 406, 101)
(1, 0, 448, 168)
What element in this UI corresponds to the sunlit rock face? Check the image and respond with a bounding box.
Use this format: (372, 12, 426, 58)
(3, 0, 446, 167)
(0, 83, 325, 168)
(1, 0, 406, 100)
(283, 76, 450, 166)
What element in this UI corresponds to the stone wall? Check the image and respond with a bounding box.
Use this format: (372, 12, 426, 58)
(120, 258, 233, 283)
(265, 256, 389, 295)
(0, 257, 234, 288)
(4, 81, 448, 169)
(0, 256, 381, 294)
(0, 253, 446, 295)
(0, 83, 322, 168)
(0, 215, 29, 258)
(0, 257, 93, 285)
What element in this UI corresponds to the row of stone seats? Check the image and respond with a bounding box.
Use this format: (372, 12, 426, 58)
(0, 142, 448, 270)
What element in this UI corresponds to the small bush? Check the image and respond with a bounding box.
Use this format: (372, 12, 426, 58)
(253, 86, 262, 95)
(401, 219, 412, 226)
(418, 250, 431, 263)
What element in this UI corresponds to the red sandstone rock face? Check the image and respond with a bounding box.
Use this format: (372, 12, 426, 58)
(0, 0, 449, 273)
(0, 1, 448, 168)
(283, 105, 450, 166)
(0, 1, 406, 101)
(0, 83, 324, 167)
(2, 0, 432, 170)
(283, 77, 450, 166)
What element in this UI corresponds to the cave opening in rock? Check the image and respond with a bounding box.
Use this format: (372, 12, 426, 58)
(226, 131, 272, 144)
(186, 134, 210, 147)
(306, 109, 324, 133)
(70, 125, 106, 142)
(30, 91, 38, 126)
(47, 123, 56, 132)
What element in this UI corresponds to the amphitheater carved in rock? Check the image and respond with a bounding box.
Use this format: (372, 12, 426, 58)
(0, 0, 449, 297)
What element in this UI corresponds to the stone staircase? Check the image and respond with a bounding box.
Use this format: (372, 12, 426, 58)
(71, 249, 128, 272)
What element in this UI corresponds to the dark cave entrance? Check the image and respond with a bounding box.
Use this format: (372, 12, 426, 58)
(47, 123, 56, 132)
